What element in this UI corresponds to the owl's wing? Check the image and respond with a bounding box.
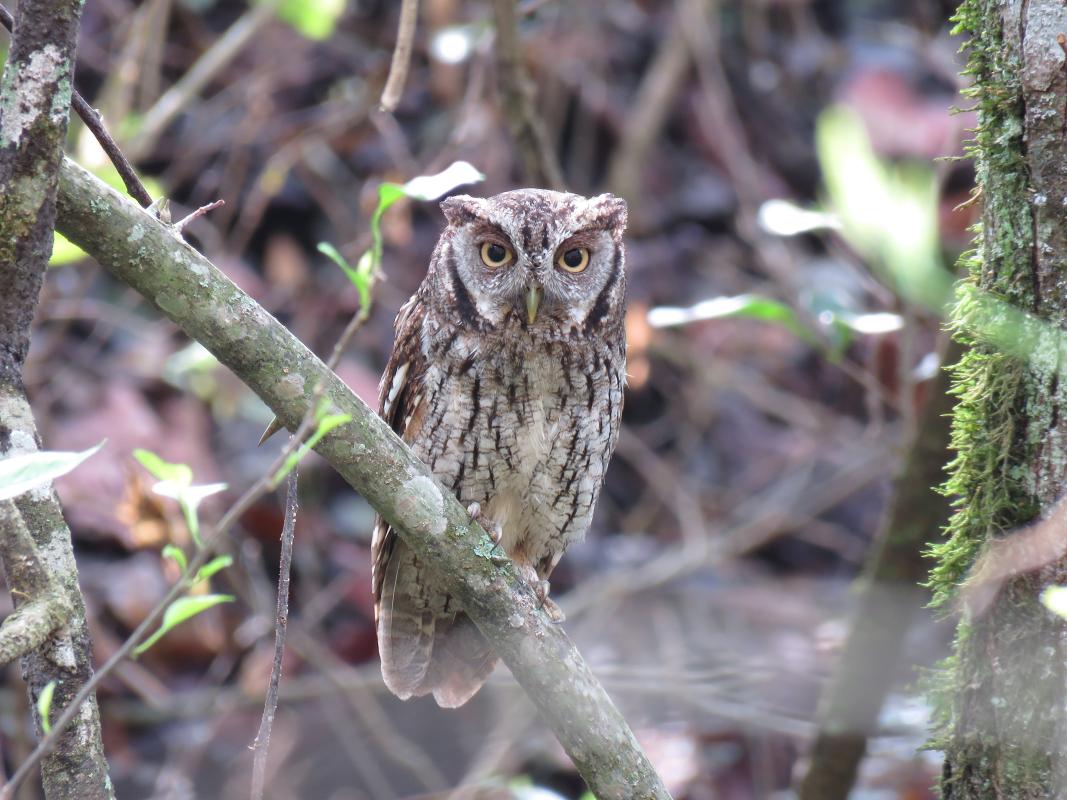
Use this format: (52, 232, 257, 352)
(371, 295, 498, 706)
(371, 294, 428, 604)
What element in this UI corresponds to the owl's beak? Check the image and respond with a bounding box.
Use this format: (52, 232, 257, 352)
(525, 285, 542, 324)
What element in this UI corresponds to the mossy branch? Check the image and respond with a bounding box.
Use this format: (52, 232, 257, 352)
(53, 156, 671, 800)
(0, 502, 72, 666)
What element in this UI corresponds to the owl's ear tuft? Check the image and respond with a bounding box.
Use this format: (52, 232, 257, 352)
(440, 195, 485, 226)
(585, 194, 628, 238)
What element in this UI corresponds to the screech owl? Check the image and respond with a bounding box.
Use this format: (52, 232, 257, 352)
(371, 189, 628, 707)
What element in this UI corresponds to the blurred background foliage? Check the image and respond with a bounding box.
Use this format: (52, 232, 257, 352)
(2, 0, 976, 797)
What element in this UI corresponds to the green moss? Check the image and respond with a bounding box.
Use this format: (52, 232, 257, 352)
(928, 4, 1067, 796)
(928, 254, 1035, 609)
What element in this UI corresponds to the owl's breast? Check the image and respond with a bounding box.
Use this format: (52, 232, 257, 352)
(415, 330, 622, 574)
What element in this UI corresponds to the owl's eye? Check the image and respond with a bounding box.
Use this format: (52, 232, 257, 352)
(480, 242, 512, 268)
(558, 247, 590, 273)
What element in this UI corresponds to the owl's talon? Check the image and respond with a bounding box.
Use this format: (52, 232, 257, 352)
(522, 572, 566, 623)
(541, 596, 566, 624)
(468, 502, 504, 545)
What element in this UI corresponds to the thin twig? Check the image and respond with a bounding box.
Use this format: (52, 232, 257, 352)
(379, 0, 420, 112)
(250, 466, 298, 800)
(173, 198, 225, 235)
(0, 1, 154, 209)
(70, 93, 155, 207)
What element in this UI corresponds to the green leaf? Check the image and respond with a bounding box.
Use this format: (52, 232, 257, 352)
(272, 412, 352, 485)
(378, 181, 408, 207)
(0, 442, 105, 502)
(274, 0, 345, 40)
(815, 106, 952, 313)
(134, 594, 235, 656)
(37, 681, 56, 734)
(1042, 586, 1067, 619)
(133, 449, 193, 486)
(162, 544, 188, 572)
(194, 554, 233, 583)
(321, 161, 485, 320)
(317, 242, 359, 284)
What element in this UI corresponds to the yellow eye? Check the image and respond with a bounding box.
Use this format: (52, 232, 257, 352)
(480, 241, 512, 268)
(557, 247, 590, 273)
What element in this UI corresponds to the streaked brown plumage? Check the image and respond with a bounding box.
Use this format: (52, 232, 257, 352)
(372, 189, 627, 707)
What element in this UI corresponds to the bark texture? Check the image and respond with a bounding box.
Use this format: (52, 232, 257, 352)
(0, 1, 113, 796)
(53, 156, 671, 800)
(930, 2, 1067, 797)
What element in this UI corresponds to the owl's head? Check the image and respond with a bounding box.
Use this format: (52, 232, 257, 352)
(436, 189, 627, 334)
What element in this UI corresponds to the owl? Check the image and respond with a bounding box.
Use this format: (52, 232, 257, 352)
(372, 189, 628, 707)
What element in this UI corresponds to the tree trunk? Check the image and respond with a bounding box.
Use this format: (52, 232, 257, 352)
(931, 1, 1067, 796)
(0, 1, 113, 796)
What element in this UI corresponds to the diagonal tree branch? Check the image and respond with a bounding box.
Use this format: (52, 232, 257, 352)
(53, 155, 671, 800)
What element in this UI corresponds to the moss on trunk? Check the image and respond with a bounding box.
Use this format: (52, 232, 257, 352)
(931, 1, 1067, 796)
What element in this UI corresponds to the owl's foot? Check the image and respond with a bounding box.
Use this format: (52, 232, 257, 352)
(537, 587, 566, 624)
(466, 502, 504, 545)
(518, 564, 566, 623)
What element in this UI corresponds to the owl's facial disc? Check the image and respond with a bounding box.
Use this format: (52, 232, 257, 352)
(439, 191, 627, 331)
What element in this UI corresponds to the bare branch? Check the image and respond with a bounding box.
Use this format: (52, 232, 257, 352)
(250, 467, 299, 800)
(54, 155, 672, 800)
(173, 198, 225, 236)
(379, 0, 420, 112)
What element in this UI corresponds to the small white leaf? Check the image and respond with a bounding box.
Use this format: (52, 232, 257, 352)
(757, 199, 841, 236)
(838, 312, 905, 334)
(402, 161, 485, 202)
(151, 481, 227, 504)
(0, 442, 105, 502)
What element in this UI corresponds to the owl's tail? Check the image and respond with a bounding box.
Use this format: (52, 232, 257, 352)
(377, 541, 497, 708)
